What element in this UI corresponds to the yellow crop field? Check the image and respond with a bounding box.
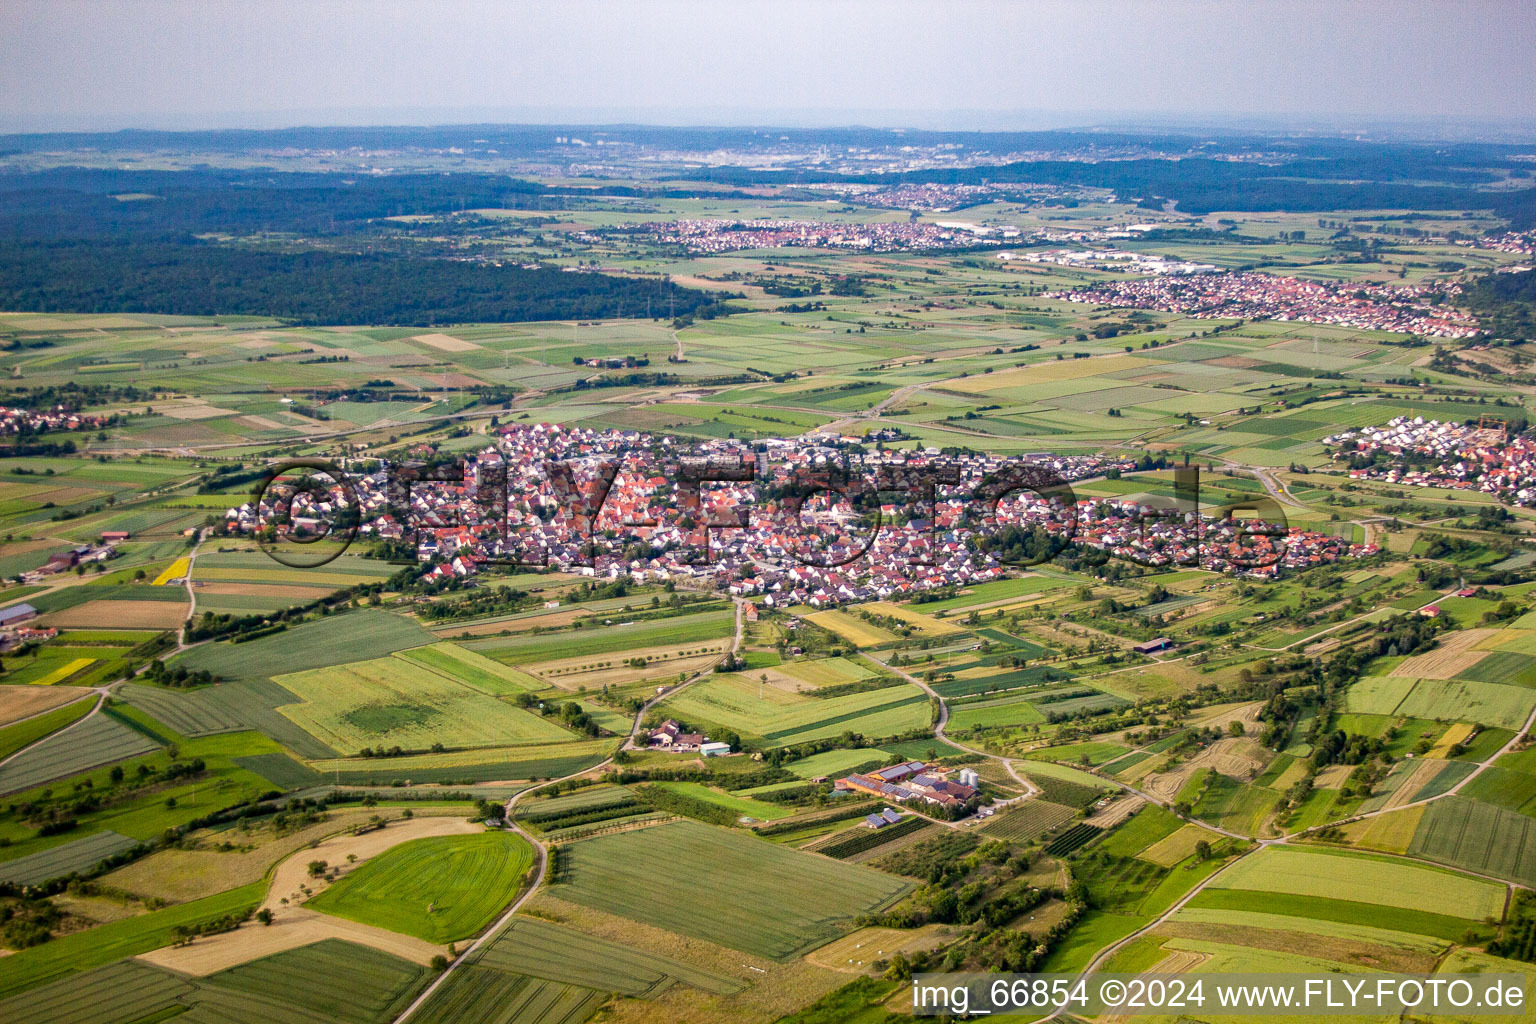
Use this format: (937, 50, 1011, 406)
(32, 657, 97, 686)
(806, 609, 897, 647)
(1138, 823, 1223, 867)
(1339, 805, 1425, 855)
(153, 557, 191, 585)
(863, 601, 964, 636)
(1427, 722, 1476, 759)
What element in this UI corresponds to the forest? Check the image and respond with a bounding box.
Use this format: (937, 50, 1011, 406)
(0, 239, 720, 326)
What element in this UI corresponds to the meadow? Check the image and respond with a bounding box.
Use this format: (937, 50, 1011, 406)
(660, 676, 930, 747)
(271, 654, 574, 753)
(310, 831, 534, 943)
(1208, 845, 1506, 920)
(0, 881, 266, 998)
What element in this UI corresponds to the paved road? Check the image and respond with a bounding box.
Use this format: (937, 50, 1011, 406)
(623, 597, 747, 750)
(880, 656, 1041, 801)
(1039, 676, 1536, 1021)
(0, 691, 109, 772)
(390, 756, 614, 1024)
(182, 528, 206, 624)
(393, 596, 747, 1023)
(1243, 580, 1465, 654)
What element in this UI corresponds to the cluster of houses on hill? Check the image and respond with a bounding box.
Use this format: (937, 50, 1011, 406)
(632, 217, 1015, 254)
(1465, 229, 1536, 258)
(1000, 247, 1216, 275)
(0, 405, 111, 435)
(836, 760, 980, 810)
(1046, 271, 1479, 338)
(222, 422, 1367, 596)
(1327, 416, 1536, 506)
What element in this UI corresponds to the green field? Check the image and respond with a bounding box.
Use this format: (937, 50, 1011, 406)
(467, 609, 735, 665)
(556, 820, 911, 959)
(783, 747, 891, 778)
(1171, 905, 1449, 954)
(661, 676, 930, 747)
(308, 739, 613, 785)
(0, 960, 196, 1024)
(0, 829, 140, 885)
(1191, 774, 1283, 837)
(395, 642, 541, 695)
(0, 881, 265, 998)
(310, 830, 534, 943)
(196, 939, 430, 1024)
(271, 653, 575, 754)
(946, 695, 1046, 730)
(1209, 845, 1506, 919)
(173, 610, 436, 680)
(1393, 677, 1536, 730)
(1407, 796, 1536, 887)
(0, 696, 94, 760)
(232, 751, 325, 788)
(980, 799, 1077, 842)
(475, 916, 743, 996)
(412, 965, 605, 1024)
(1185, 888, 1493, 944)
(118, 681, 249, 736)
(1023, 740, 1130, 766)
(0, 939, 432, 1024)
(913, 576, 1071, 614)
(0, 710, 161, 796)
(516, 783, 634, 816)
(777, 657, 877, 687)
(645, 780, 795, 821)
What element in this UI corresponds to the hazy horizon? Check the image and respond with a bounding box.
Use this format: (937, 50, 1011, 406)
(2, 0, 1533, 137)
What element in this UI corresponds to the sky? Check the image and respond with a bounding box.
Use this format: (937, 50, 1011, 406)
(2, 0, 1534, 133)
